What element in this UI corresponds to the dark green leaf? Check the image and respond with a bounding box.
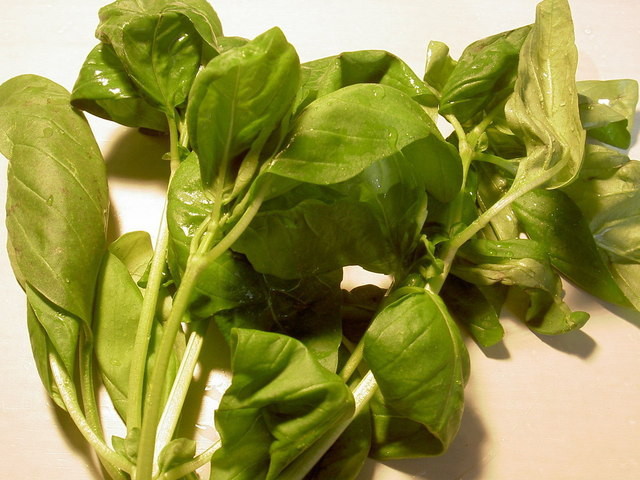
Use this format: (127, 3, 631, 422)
(441, 276, 505, 347)
(1, 75, 108, 325)
(577, 79, 638, 149)
(513, 189, 629, 306)
(210, 329, 354, 480)
(505, 0, 585, 189)
(71, 43, 167, 131)
(187, 27, 300, 187)
(439, 26, 531, 123)
(363, 291, 469, 457)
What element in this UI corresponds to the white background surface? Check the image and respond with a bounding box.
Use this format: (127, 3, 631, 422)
(1, 1, 639, 479)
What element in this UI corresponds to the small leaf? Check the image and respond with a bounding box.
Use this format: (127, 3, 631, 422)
(423, 41, 457, 93)
(158, 438, 196, 473)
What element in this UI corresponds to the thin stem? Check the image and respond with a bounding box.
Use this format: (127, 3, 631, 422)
(49, 352, 134, 474)
(156, 440, 221, 480)
(339, 338, 365, 383)
(154, 322, 207, 460)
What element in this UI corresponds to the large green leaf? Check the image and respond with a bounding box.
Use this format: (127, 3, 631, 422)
(264, 83, 439, 186)
(235, 150, 429, 278)
(1, 75, 108, 325)
(577, 79, 638, 149)
(210, 329, 354, 480)
(439, 26, 531, 123)
(187, 27, 300, 187)
(505, 0, 585, 190)
(363, 291, 469, 457)
(71, 43, 167, 131)
(513, 189, 629, 306)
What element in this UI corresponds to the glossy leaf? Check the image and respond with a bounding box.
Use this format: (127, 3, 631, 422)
(187, 27, 300, 187)
(210, 329, 355, 480)
(1, 75, 108, 324)
(97, 0, 222, 51)
(505, 0, 585, 190)
(513, 189, 629, 306)
(118, 12, 203, 114)
(439, 26, 531, 123)
(577, 79, 638, 149)
(363, 291, 469, 457)
(265, 83, 439, 186)
(71, 43, 167, 131)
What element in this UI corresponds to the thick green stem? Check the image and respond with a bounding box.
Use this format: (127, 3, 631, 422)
(127, 117, 181, 432)
(49, 352, 134, 475)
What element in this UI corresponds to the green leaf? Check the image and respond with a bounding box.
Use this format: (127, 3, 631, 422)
(107, 230, 154, 285)
(439, 26, 531, 123)
(118, 12, 204, 114)
(1, 75, 108, 325)
(305, 402, 371, 480)
(187, 27, 300, 187)
(210, 329, 355, 480)
(505, 0, 585, 190)
(363, 291, 469, 457)
(157, 438, 196, 473)
(71, 43, 167, 131)
(265, 83, 439, 186)
(214, 271, 344, 372)
(295, 49, 437, 114)
(577, 79, 638, 149)
(97, 0, 222, 51)
(235, 151, 429, 278)
(454, 240, 589, 335)
(513, 188, 629, 306)
(441, 276, 505, 347)
(423, 41, 457, 93)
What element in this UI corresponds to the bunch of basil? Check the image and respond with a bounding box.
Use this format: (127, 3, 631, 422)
(0, 0, 638, 479)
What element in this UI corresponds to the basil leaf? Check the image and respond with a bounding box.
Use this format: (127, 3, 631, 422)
(513, 189, 629, 306)
(363, 291, 469, 457)
(210, 329, 355, 480)
(71, 43, 167, 131)
(118, 12, 204, 115)
(505, 0, 585, 189)
(295, 49, 437, 115)
(1, 75, 108, 325)
(439, 26, 531, 123)
(454, 240, 589, 335)
(577, 79, 638, 149)
(441, 276, 505, 347)
(423, 40, 457, 93)
(97, 0, 222, 51)
(265, 83, 438, 186)
(187, 27, 300, 187)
